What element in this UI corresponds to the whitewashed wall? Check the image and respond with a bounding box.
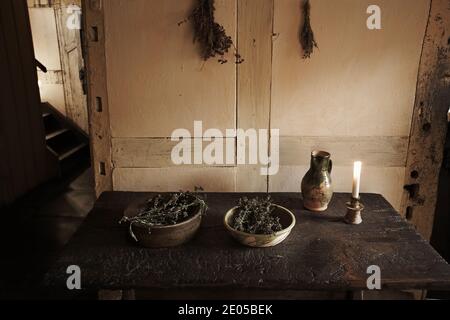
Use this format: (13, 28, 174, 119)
(102, 0, 431, 211)
(29, 6, 66, 115)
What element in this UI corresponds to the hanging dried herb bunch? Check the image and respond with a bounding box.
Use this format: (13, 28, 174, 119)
(231, 196, 283, 235)
(300, 0, 318, 59)
(179, 0, 243, 64)
(119, 190, 207, 242)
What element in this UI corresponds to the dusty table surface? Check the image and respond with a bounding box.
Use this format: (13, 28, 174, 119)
(43, 192, 450, 291)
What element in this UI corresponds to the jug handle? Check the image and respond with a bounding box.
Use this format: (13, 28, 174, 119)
(328, 159, 333, 174)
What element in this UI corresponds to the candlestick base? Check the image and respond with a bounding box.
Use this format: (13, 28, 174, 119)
(345, 197, 364, 225)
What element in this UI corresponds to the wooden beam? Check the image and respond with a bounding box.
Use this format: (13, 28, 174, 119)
(82, 0, 112, 197)
(112, 138, 236, 168)
(401, 0, 450, 240)
(109, 135, 409, 186)
(280, 136, 409, 167)
(113, 167, 236, 192)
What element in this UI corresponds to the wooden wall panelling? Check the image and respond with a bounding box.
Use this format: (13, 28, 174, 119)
(54, 1, 75, 122)
(82, 0, 112, 197)
(112, 137, 238, 192)
(113, 167, 236, 193)
(102, 0, 239, 193)
(237, 0, 273, 131)
(235, 165, 268, 192)
(236, 0, 274, 192)
(111, 138, 269, 192)
(401, 0, 450, 240)
(270, 0, 430, 138)
(272, 135, 410, 208)
(104, 0, 237, 138)
(279, 136, 409, 167)
(55, 0, 89, 133)
(269, 0, 430, 209)
(112, 138, 236, 168)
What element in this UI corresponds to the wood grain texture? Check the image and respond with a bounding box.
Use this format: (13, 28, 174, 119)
(236, 165, 268, 192)
(113, 167, 236, 192)
(111, 138, 269, 192)
(112, 138, 236, 168)
(55, 0, 89, 133)
(271, 0, 430, 137)
(279, 136, 408, 166)
(235, 0, 273, 193)
(82, 0, 113, 197)
(401, 0, 450, 240)
(43, 192, 450, 291)
(104, 0, 237, 137)
(237, 0, 273, 130)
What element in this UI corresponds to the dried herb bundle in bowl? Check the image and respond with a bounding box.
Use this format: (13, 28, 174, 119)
(224, 196, 296, 247)
(120, 191, 207, 243)
(231, 196, 283, 235)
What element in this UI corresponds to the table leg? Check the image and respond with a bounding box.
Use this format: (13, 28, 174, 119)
(97, 289, 136, 300)
(348, 290, 364, 300)
(98, 289, 123, 300)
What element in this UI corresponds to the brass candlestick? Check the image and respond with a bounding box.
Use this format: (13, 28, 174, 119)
(345, 197, 364, 225)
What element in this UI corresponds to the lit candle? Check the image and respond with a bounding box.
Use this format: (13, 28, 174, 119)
(352, 161, 362, 199)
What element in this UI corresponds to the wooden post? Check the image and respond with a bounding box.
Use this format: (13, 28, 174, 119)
(82, 0, 113, 197)
(401, 0, 450, 240)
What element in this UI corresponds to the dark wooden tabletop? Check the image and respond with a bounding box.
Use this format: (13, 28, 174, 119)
(43, 192, 450, 292)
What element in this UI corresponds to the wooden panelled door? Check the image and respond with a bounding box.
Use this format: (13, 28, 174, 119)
(55, 0, 88, 134)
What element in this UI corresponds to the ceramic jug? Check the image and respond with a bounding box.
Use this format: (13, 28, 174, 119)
(301, 150, 333, 212)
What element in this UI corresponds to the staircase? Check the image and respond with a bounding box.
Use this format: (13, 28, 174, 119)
(41, 102, 90, 177)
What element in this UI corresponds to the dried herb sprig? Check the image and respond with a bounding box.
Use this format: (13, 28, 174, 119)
(119, 190, 207, 242)
(179, 0, 243, 64)
(300, 0, 318, 59)
(231, 196, 283, 235)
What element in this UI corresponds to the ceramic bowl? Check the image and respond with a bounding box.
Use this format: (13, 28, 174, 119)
(123, 197, 203, 248)
(224, 205, 296, 247)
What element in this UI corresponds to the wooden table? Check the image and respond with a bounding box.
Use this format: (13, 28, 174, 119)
(43, 192, 450, 299)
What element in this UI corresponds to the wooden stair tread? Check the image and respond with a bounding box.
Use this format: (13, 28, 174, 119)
(46, 146, 59, 158)
(46, 128, 69, 140)
(58, 142, 88, 161)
